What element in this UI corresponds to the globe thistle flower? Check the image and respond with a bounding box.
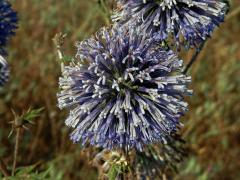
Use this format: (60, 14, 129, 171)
(114, 0, 228, 48)
(0, 0, 18, 55)
(0, 55, 9, 87)
(57, 25, 192, 150)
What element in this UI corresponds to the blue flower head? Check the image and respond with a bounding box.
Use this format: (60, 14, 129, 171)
(0, 0, 18, 55)
(0, 55, 9, 87)
(114, 0, 228, 48)
(57, 25, 192, 150)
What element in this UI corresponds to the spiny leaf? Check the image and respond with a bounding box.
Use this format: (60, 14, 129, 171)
(22, 107, 44, 123)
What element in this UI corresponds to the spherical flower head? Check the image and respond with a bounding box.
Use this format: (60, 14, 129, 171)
(57, 25, 192, 150)
(0, 0, 18, 55)
(0, 55, 9, 87)
(114, 0, 228, 48)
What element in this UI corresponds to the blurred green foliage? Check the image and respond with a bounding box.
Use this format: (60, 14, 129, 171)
(0, 0, 240, 179)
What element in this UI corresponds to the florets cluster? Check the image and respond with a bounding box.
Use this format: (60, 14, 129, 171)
(114, 0, 228, 47)
(0, 0, 18, 55)
(57, 26, 192, 150)
(0, 55, 9, 87)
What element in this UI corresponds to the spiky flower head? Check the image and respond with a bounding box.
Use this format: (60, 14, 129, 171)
(0, 55, 9, 86)
(0, 0, 18, 55)
(114, 0, 228, 48)
(57, 25, 192, 150)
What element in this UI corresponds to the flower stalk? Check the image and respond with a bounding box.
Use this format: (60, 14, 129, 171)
(12, 127, 20, 176)
(183, 42, 206, 74)
(0, 158, 10, 177)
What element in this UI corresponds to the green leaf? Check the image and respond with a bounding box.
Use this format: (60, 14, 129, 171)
(22, 107, 44, 123)
(108, 165, 119, 180)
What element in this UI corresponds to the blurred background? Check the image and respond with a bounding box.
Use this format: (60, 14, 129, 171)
(0, 0, 239, 179)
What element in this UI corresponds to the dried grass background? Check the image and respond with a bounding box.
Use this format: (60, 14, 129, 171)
(0, 0, 240, 179)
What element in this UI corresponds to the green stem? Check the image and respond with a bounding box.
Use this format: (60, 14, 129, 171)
(12, 128, 20, 176)
(0, 158, 10, 177)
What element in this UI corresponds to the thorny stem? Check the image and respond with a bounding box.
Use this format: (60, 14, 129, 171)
(0, 158, 10, 177)
(120, 147, 130, 180)
(124, 149, 128, 180)
(12, 127, 20, 176)
(120, 173, 124, 180)
(53, 33, 66, 72)
(183, 42, 205, 74)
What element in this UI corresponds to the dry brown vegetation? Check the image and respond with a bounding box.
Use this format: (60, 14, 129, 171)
(0, 0, 240, 179)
